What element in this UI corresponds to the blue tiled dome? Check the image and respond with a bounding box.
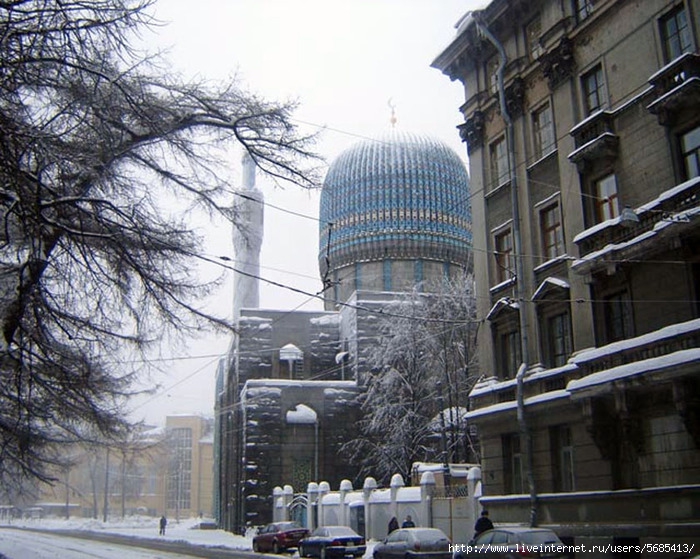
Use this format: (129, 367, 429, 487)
(318, 130, 471, 276)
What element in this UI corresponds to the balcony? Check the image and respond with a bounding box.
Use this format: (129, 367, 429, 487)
(572, 176, 700, 273)
(570, 318, 700, 381)
(647, 53, 700, 125)
(567, 110, 619, 171)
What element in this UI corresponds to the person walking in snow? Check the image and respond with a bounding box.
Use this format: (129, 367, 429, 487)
(402, 515, 415, 528)
(473, 510, 493, 538)
(159, 515, 167, 535)
(388, 516, 399, 534)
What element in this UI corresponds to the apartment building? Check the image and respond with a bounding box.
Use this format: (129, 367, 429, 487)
(432, 0, 700, 550)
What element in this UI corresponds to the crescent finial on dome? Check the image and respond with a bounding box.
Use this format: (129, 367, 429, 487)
(388, 98, 397, 128)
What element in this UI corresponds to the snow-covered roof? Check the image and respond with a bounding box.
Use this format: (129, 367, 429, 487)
(242, 385, 282, 399)
(485, 297, 519, 321)
(310, 314, 341, 326)
(525, 362, 578, 382)
(533, 254, 570, 273)
(413, 462, 446, 473)
(490, 218, 513, 235)
(524, 389, 569, 407)
(470, 376, 517, 398)
(244, 379, 356, 389)
(532, 277, 570, 301)
(466, 400, 517, 420)
(489, 277, 516, 294)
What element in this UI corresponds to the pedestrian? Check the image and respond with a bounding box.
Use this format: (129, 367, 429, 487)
(402, 515, 415, 528)
(473, 510, 493, 538)
(159, 515, 167, 536)
(388, 516, 399, 534)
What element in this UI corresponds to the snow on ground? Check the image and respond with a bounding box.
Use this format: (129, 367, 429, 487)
(1, 516, 252, 550)
(1, 516, 378, 556)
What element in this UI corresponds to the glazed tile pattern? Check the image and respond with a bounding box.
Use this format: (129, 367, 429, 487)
(319, 130, 472, 276)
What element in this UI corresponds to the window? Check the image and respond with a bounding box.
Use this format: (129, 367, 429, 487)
(540, 203, 564, 260)
(604, 291, 633, 343)
(502, 434, 524, 493)
(280, 344, 304, 379)
(494, 228, 514, 283)
(660, 5, 692, 63)
(681, 126, 700, 180)
(500, 329, 521, 379)
(547, 312, 572, 367)
(550, 425, 575, 491)
(526, 17, 543, 61)
(574, 0, 594, 23)
(167, 427, 192, 510)
(490, 136, 509, 189)
(582, 64, 605, 115)
(533, 103, 556, 159)
(595, 173, 619, 222)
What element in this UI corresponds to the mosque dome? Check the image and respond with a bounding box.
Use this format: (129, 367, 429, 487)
(318, 130, 471, 281)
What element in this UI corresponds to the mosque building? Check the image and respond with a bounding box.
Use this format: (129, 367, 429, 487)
(215, 127, 472, 533)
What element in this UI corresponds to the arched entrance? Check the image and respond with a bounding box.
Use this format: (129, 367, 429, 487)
(289, 494, 309, 528)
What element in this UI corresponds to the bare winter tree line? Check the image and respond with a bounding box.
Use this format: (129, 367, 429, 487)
(0, 0, 321, 488)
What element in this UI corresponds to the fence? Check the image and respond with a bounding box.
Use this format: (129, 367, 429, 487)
(272, 465, 482, 543)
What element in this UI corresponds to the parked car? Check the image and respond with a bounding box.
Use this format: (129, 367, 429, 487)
(373, 527, 452, 559)
(253, 521, 310, 554)
(454, 527, 566, 559)
(299, 525, 366, 558)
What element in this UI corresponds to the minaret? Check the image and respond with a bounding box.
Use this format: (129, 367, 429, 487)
(232, 151, 264, 321)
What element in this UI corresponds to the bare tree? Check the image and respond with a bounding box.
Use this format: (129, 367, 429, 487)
(343, 273, 478, 484)
(0, 0, 320, 486)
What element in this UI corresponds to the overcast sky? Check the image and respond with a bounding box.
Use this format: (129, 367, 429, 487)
(129, 0, 485, 425)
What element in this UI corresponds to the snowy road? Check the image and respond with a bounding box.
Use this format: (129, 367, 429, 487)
(0, 528, 238, 559)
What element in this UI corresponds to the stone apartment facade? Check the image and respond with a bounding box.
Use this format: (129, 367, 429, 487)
(432, 0, 700, 550)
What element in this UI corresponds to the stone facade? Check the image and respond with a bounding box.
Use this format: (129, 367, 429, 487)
(217, 308, 360, 532)
(433, 0, 700, 552)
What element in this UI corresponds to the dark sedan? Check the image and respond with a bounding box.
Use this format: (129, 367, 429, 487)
(455, 527, 566, 558)
(373, 527, 451, 559)
(253, 521, 310, 554)
(299, 525, 366, 558)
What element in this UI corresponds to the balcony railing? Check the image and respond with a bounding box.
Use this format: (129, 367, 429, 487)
(647, 52, 700, 125)
(568, 110, 619, 170)
(573, 176, 700, 263)
(573, 318, 700, 376)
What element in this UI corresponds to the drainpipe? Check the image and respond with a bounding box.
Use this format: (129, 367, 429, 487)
(472, 11, 537, 527)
